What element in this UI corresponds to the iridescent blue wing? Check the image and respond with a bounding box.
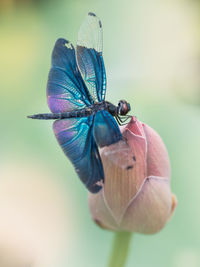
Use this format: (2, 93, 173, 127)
(53, 116, 104, 193)
(47, 38, 93, 113)
(93, 111, 122, 147)
(76, 12, 106, 102)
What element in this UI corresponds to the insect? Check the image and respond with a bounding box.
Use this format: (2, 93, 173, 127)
(28, 12, 131, 193)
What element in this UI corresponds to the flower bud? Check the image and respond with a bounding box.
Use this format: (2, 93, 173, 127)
(88, 117, 177, 234)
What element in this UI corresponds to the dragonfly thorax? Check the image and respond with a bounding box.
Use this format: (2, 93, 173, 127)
(105, 100, 131, 117)
(105, 101, 118, 116)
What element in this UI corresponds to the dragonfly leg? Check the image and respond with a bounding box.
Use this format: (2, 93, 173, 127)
(116, 115, 132, 125)
(115, 115, 127, 126)
(115, 115, 122, 125)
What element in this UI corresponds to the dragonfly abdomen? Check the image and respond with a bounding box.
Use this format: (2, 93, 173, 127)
(27, 108, 93, 120)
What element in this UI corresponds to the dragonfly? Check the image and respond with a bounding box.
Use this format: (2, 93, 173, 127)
(28, 12, 131, 193)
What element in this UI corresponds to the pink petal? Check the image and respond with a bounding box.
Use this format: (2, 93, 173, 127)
(143, 124, 171, 178)
(88, 117, 176, 233)
(120, 176, 172, 233)
(100, 119, 147, 224)
(88, 190, 118, 230)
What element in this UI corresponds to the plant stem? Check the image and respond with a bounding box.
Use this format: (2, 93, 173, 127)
(108, 231, 133, 267)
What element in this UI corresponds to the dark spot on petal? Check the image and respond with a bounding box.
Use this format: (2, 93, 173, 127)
(133, 156, 136, 161)
(126, 165, 133, 170)
(122, 136, 128, 143)
(99, 20, 102, 28)
(88, 12, 96, 17)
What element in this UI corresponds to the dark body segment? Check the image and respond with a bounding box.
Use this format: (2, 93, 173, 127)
(27, 108, 93, 120)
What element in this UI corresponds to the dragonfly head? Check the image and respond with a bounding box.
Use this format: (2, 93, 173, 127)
(117, 100, 131, 115)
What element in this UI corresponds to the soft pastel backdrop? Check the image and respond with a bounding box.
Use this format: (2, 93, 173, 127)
(0, 0, 200, 266)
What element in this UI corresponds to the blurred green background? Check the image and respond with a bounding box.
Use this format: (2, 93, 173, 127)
(0, 0, 200, 266)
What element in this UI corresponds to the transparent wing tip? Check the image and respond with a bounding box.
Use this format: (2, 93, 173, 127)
(88, 12, 96, 17)
(77, 12, 103, 52)
(88, 12, 102, 28)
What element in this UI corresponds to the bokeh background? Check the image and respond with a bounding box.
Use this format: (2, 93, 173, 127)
(0, 0, 200, 266)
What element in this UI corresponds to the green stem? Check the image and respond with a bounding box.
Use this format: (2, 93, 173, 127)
(108, 231, 133, 267)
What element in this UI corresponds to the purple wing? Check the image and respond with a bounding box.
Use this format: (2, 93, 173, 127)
(47, 38, 92, 113)
(53, 116, 104, 193)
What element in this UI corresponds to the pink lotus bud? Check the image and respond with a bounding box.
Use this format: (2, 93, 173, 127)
(88, 117, 177, 234)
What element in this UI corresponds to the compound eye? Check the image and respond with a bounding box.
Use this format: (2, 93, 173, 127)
(118, 102, 122, 109)
(118, 101, 123, 115)
(119, 100, 130, 115)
